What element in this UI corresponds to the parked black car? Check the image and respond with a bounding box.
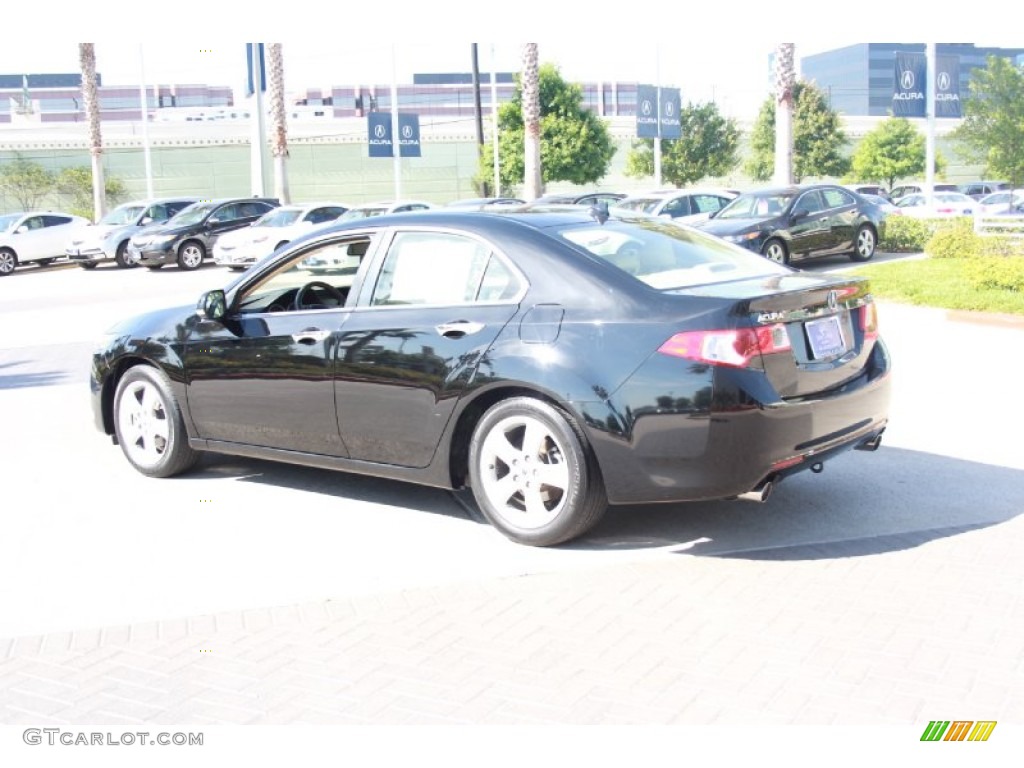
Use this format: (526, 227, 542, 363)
(91, 208, 891, 547)
(697, 184, 887, 265)
(533, 192, 627, 206)
(128, 197, 280, 271)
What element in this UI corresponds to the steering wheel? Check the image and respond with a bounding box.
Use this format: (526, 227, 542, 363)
(293, 281, 345, 311)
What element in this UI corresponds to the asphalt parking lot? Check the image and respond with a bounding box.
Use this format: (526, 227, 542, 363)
(1, 256, 1022, 759)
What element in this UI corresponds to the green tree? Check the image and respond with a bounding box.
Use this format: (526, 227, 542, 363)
(479, 62, 615, 194)
(951, 55, 1024, 191)
(745, 81, 850, 183)
(0, 154, 55, 209)
(624, 102, 740, 186)
(848, 117, 946, 190)
(56, 167, 126, 220)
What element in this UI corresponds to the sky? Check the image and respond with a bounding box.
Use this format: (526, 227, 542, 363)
(1, 2, 1017, 118)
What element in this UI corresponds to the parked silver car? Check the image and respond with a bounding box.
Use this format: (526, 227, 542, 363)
(65, 197, 199, 269)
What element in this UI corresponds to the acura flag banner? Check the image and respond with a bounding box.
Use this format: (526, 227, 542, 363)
(367, 112, 422, 158)
(636, 85, 682, 139)
(935, 55, 962, 118)
(892, 52, 926, 117)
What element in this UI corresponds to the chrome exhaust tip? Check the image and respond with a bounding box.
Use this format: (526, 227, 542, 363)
(737, 481, 774, 503)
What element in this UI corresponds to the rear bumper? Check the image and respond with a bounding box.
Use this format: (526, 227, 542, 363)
(581, 339, 893, 504)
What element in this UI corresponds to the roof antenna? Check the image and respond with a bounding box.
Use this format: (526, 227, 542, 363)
(589, 200, 609, 225)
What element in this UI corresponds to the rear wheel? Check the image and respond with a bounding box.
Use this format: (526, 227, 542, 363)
(115, 240, 137, 268)
(762, 238, 789, 265)
(177, 240, 206, 270)
(468, 397, 607, 547)
(113, 366, 199, 478)
(0, 248, 17, 276)
(849, 225, 877, 262)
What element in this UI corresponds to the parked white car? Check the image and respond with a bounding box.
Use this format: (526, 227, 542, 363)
(336, 200, 436, 220)
(65, 197, 199, 269)
(213, 202, 350, 270)
(612, 188, 738, 226)
(0, 211, 90, 276)
(894, 192, 977, 218)
(974, 189, 1024, 216)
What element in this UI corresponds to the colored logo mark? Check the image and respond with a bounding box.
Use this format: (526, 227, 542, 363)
(920, 720, 997, 742)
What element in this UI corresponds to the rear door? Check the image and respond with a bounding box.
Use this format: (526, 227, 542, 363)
(334, 227, 525, 467)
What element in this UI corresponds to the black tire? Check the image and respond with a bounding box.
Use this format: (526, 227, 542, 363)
(468, 397, 607, 546)
(0, 248, 18, 276)
(176, 240, 206, 270)
(146, 264, 163, 271)
(849, 225, 877, 262)
(115, 240, 137, 268)
(37, 258, 54, 267)
(761, 238, 789, 265)
(79, 262, 98, 270)
(113, 366, 199, 478)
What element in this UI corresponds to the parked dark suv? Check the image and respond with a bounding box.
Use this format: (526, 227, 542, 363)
(128, 197, 280, 270)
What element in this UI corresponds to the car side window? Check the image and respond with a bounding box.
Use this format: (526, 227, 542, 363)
(692, 195, 728, 214)
(796, 191, 825, 214)
(661, 197, 689, 217)
(209, 204, 238, 223)
(822, 189, 854, 209)
(371, 232, 518, 306)
(42, 215, 72, 227)
(235, 236, 372, 314)
(24, 216, 44, 230)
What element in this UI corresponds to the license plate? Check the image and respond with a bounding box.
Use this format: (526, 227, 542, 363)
(805, 314, 846, 359)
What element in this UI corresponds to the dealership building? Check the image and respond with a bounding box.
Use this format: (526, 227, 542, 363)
(800, 43, 1024, 117)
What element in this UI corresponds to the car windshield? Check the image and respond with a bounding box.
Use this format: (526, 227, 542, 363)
(256, 208, 303, 227)
(714, 192, 795, 219)
(167, 202, 217, 226)
(557, 217, 789, 290)
(0, 214, 21, 233)
(99, 205, 145, 226)
(615, 198, 662, 214)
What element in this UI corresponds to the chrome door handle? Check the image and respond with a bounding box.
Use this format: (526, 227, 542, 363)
(292, 329, 331, 344)
(436, 321, 484, 338)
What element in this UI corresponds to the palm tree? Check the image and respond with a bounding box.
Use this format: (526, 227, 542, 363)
(773, 43, 795, 186)
(79, 44, 106, 221)
(521, 43, 542, 200)
(268, 43, 290, 204)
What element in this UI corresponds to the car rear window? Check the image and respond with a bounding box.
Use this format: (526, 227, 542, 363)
(557, 217, 788, 290)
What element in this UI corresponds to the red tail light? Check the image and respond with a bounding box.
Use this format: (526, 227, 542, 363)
(658, 324, 791, 368)
(860, 302, 879, 341)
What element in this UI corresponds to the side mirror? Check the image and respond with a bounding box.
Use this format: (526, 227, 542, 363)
(791, 207, 810, 221)
(196, 289, 227, 321)
(15, 225, 28, 235)
(140, 216, 153, 225)
(708, 210, 719, 220)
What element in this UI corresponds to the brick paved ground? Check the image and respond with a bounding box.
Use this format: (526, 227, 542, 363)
(2, 513, 1022, 726)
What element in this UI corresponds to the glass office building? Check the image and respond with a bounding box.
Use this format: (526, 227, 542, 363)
(801, 43, 1024, 116)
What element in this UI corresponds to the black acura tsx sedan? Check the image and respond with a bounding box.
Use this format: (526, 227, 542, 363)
(90, 206, 892, 546)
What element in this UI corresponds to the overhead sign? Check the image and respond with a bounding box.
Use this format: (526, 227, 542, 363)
(637, 85, 681, 139)
(935, 55, 962, 118)
(368, 112, 422, 158)
(636, 84, 659, 139)
(245, 43, 266, 96)
(659, 87, 681, 139)
(892, 52, 926, 118)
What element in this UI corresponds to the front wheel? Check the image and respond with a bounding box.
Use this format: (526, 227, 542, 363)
(468, 397, 607, 546)
(0, 249, 18, 276)
(113, 366, 199, 478)
(177, 240, 206, 270)
(115, 241, 137, 268)
(849, 225, 877, 262)
(762, 238, 789, 265)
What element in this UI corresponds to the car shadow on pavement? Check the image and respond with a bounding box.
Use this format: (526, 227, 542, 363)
(195, 445, 1023, 562)
(0, 361, 72, 390)
(583, 446, 1023, 560)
